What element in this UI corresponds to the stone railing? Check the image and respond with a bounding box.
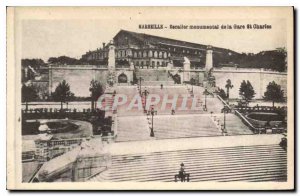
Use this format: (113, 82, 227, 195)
(216, 95, 286, 134)
(22, 108, 106, 120)
(234, 110, 257, 132)
(235, 105, 287, 114)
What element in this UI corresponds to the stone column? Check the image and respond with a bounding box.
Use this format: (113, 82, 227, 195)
(205, 45, 213, 71)
(108, 43, 116, 71)
(183, 57, 190, 82)
(48, 65, 52, 95)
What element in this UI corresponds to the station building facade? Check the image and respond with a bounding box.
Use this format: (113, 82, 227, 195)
(81, 29, 238, 69)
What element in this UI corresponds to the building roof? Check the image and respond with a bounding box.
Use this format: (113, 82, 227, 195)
(114, 29, 239, 55)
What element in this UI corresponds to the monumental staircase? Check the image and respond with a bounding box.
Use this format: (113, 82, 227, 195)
(89, 143, 286, 182)
(135, 69, 175, 86)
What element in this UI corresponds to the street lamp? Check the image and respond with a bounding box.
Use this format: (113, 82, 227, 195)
(147, 106, 157, 137)
(138, 76, 144, 95)
(142, 89, 150, 112)
(203, 88, 209, 111)
(221, 105, 231, 135)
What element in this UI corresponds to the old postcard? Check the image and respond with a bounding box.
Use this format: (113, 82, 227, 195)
(7, 7, 294, 190)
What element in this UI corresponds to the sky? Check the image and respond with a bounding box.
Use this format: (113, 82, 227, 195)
(21, 18, 287, 62)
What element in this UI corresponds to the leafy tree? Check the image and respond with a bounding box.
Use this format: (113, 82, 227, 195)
(239, 80, 255, 101)
(214, 48, 287, 72)
(21, 59, 46, 81)
(89, 80, 104, 110)
(22, 84, 38, 111)
(21, 59, 45, 69)
(52, 80, 74, 110)
(48, 56, 81, 65)
(263, 81, 285, 107)
(225, 79, 233, 99)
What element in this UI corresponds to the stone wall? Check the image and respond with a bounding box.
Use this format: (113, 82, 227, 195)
(213, 69, 287, 99)
(50, 66, 133, 97)
(48, 65, 286, 99)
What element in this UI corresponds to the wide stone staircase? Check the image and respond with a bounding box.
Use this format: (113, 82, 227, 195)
(225, 114, 253, 135)
(116, 116, 151, 142)
(103, 90, 115, 118)
(136, 69, 175, 86)
(152, 115, 221, 139)
(144, 86, 205, 115)
(89, 144, 287, 182)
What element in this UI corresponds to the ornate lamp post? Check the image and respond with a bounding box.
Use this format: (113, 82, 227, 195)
(142, 89, 150, 112)
(147, 106, 157, 137)
(221, 106, 231, 135)
(138, 76, 144, 95)
(203, 88, 209, 111)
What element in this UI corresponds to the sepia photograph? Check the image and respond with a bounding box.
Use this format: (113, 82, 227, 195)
(6, 6, 294, 190)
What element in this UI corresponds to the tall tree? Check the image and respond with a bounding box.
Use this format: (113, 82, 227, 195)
(263, 81, 285, 107)
(89, 80, 104, 110)
(52, 80, 74, 110)
(22, 84, 38, 111)
(239, 80, 255, 101)
(225, 79, 233, 99)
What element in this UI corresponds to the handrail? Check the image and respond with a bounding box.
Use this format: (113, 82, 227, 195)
(216, 95, 258, 132)
(234, 110, 257, 130)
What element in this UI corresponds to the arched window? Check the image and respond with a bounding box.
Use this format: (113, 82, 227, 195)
(149, 51, 153, 57)
(143, 51, 147, 58)
(127, 49, 131, 56)
(134, 52, 137, 58)
(163, 52, 167, 59)
(138, 51, 142, 58)
(154, 51, 158, 58)
(159, 52, 163, 58)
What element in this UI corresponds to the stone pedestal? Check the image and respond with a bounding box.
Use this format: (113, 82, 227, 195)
(205, 46, 213, 71)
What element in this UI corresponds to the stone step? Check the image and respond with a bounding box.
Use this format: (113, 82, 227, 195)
(89, 144, 286, 182)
